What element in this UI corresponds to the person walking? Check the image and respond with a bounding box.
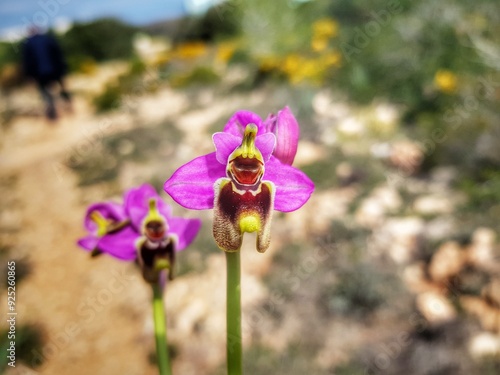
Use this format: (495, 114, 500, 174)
(22, 27, 71, 120)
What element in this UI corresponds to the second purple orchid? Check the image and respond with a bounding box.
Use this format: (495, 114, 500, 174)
(164, 106, 314, 253)
(78, 184, 201, 283)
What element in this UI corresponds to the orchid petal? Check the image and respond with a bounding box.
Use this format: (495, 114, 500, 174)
(125, 184, 172, 230)
(168, 217, 202, 251)
(264, 156, 314, 212)
(213, 132, 242, 165)
(77, 235, 99, 251)
(224, 110, 266, 136)
(164, 152, 225, 210)
(213, 131, 276, 166)
(84, 202, 126, 233)
(96, 226, 139, 261)
(264, 106, 299, 165)
(255, 133, 276, 163)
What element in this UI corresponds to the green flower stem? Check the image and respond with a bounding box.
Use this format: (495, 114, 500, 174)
(152, 283, 172, 375)
(226, 251, 242, 375)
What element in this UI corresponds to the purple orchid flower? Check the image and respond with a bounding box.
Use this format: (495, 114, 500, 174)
(164, 107, 314, 253)
(77, 184, 201, 282)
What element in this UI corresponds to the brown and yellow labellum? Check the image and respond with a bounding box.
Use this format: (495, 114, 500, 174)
(213, 123, 276, 253)
(213, 178, 275, 253)
(136, 236, 176, 283)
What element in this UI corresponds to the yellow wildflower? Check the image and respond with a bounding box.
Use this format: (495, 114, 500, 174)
(283, 54, 302, 76)
(216, 42, 236, 63)
(434, 70, 458, 93)
(78, 59, 98, 75)
(312, 18, 339, 40)
(173, 42, 207, 60)
(259, 55, 281, 72)
(311, 36, 329, 52)
(321, 50, 342, 68)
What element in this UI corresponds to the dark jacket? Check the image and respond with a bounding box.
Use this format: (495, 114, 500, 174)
(22, 33, 67, 81)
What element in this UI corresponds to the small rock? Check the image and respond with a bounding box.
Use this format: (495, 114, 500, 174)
(403, 262, 438, 294)
(416, 291, 456, 324)
(338, 117, 365, 136)
(468, 228, 499, 270)
(370, 142, 392, 159)
(461, 295, 500, 333)
(468, 332, 500, 358)
(483, 278, 500, 308)
(430, 166, 457, 187)
(428, 241, 466, 283)
(294, 141, 326, 167)
(312, 90, 349, 119)
(424, 217, 456, 241)
(413, 194, 455, 215)
(389, 140, 423, 176)
(376, 217, 424, 263)
(375, 103, 399, 125)
(355, 186, 402, 227)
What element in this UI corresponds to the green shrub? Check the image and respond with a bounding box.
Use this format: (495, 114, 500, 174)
(93, 83, 122, 113)
(170, 66, 220, 88)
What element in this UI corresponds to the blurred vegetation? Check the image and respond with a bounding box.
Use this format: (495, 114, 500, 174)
(67, 120, 183, 186)
(0, 324, 45, 371)
(171, 2, 242, 43)
(92, 59, 152, 113)
(213, 343, 329, 375)
(170, 65, 220, 88)
(0, 42, 20, 68)
(61, 18, 138, 71)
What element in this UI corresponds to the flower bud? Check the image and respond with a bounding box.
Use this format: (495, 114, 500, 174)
(264, 106, 299, 165)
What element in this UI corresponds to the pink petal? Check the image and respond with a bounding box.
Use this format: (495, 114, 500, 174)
(223, 110, 266, 136)
(255, 133, 276, 163)
(84, 202, 126, 232)
(169, 217, 202, 251)
(125, 184, 172, 230)
(97, 226, 139, 261)
(164, 152, 226, 210)
(77, 235, 99, 251)
(264, 106, 299, 165)
(213, 132, 241, 164)
(264, 156, 314, 212)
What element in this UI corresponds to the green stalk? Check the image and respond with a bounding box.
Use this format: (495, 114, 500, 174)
(226, 251, 242, 375)
(152, 283, 172, 375)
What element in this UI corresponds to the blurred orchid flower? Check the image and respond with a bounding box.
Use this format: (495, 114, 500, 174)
(77, 184, 201, 282)
(164, 108, 314, 253)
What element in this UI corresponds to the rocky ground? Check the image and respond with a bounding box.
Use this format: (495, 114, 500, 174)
(0, 63, 499, 375)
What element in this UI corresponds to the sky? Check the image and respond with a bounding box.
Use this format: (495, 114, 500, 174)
(0, 0, 218, 41)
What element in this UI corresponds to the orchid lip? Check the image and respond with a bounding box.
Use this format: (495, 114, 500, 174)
(145, 220, 166, 241)
(229, 157, 264, 185)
